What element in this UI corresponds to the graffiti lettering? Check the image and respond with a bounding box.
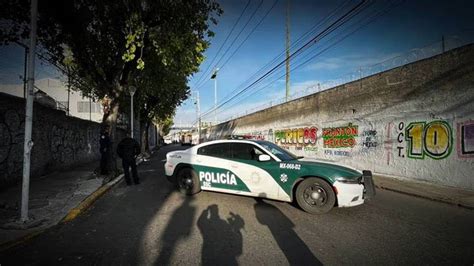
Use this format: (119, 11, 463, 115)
(324, 149, 350, 156)
(322, 123, 358, 148)
(406, 121, 452, 159)
(275, 127, 317, 145)
(457, 121, 474, 158)
(362, 130, 378, 148)
(397, 122, 405, 158)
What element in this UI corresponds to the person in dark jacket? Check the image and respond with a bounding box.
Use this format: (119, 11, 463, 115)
(117, 133, 141, 185)
(99, 127, 111, 175)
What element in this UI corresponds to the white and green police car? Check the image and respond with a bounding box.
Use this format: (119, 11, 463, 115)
(165, 139, 375, 214)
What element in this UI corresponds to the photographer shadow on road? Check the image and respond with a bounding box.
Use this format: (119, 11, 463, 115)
(197, 204, 245, 266)
(254, 197, 322, 265)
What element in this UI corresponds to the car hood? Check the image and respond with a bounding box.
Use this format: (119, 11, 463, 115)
(293, 158, 362, 180)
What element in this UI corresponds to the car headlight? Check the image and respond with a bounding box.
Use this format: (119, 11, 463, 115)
(335, 176, 362, 184)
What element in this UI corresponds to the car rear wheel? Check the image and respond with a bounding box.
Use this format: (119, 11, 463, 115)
(177, 168, 201, 195)
(295, 177, 335, 214)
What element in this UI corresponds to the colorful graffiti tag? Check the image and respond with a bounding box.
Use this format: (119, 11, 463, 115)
(397, 120, 453, 160)
(405, 121, 453, 159)
(275, 127, 317, 145)
(457, 121, 474, 158)
(322, 123, 358, 148)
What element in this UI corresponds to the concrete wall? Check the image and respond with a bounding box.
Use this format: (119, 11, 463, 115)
(0, 93, 102, 188)
(202, 44, 474, 190)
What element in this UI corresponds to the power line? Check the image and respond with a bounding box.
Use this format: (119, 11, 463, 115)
(191, 0, 251, 89)
(219, 0, 279, 71)
(200, 0, 370, 119)
(220, 0, 406, 116)
(195, 0, 265, 91)
(214, 0, 352, 109)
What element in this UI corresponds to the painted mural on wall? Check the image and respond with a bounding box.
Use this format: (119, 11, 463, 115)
(457, 120, 474, 158)
(275, 127, 317, 145)
(396, 120, 454, 160)
(322, 123, 358, 148)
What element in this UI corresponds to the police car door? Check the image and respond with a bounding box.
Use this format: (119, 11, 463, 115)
(195, 143, 251, 194)
(229, 143, 282, 200)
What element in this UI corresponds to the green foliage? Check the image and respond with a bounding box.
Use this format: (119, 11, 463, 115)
(156, 116, 174, 136)
(1, 0, 222, 123)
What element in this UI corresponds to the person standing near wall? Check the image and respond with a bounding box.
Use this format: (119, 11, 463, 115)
(117, 133, 141, 185)
(99, 126, 110, 175)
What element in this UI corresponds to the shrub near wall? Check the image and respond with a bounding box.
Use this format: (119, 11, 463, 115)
(202, 44, 474, 190)
(0, 93, 102, 188)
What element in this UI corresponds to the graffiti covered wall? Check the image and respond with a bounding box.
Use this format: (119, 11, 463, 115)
(0, 93, 102, 188)
(202, 44, 474, 190)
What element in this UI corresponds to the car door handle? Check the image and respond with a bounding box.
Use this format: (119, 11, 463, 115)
(196, 159, 202, 163)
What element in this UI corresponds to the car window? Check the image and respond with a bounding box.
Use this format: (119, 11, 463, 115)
(231, 143, 266, 161)
(255, 141, 298, 161)
(197, 143, 232, 159)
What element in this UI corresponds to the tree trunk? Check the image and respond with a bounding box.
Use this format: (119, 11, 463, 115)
(102, 101, 120, 177)
(141, 120, 150, 157)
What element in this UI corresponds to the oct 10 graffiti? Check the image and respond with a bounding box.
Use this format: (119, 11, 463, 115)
(397, 120, 453, 160)
(275, 127, 317, 145)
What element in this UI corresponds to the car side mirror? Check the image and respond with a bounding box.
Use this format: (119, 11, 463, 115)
(258, 154, 271, 162)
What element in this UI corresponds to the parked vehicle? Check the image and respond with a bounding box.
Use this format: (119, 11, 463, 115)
(165, 139, 375, 214)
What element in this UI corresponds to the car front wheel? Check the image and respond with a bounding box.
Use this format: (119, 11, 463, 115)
(177, 167, 201, 195)
(295, 177, 336, 214)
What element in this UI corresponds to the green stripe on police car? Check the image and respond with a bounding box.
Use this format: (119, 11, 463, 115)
(192, 165, 250, 192)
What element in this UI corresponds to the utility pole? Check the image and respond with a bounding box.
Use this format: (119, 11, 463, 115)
(192, 91, 201, 144)
(285, 0, 291, 102)
(129, 86, 137, 138)
(20, 0, 38, 223)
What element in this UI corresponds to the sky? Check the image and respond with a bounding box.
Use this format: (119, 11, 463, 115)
(1, 0, 473, 126)
(174, 0, 474, 126)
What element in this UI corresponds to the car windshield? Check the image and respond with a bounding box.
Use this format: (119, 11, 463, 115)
(255, 141, 299, 161)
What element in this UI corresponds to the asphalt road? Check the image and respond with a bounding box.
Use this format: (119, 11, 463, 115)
(1, 144, 473, 265)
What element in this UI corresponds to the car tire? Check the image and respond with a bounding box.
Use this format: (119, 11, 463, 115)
(177, 167, 201, 195)
(295, 177, 335, 214)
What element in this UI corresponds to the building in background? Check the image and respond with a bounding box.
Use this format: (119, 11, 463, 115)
(0, 78, 103, 122)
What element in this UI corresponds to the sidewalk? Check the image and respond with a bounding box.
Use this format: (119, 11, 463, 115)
(0, 161, 116, 250)
(373, 175, 474, 209)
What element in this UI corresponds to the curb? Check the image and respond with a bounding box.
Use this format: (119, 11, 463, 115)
(61, 173, 124, 223)
(62, 156, 146, 223)
(0, 174, 125, 253)
(374, 184, 474, 210)
(0, 156, 148, 253)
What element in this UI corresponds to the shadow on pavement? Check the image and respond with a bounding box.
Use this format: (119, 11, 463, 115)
(254, 198, 322, 265)
(154, 196, 196, 265)
(197, 204, 245, 265)
(0, 146, 177, 265)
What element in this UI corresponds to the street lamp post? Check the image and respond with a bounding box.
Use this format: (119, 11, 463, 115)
(192, 91, 201, 144)
(129, 86, 137, 139)
(211, 68, 219, 125)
